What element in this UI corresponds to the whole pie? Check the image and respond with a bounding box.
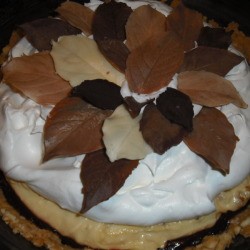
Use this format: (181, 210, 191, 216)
(0, 0, 249, 249)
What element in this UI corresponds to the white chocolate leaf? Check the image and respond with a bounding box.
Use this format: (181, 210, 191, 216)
(50, 35, 125, 87)
(102, 105, 153, 162)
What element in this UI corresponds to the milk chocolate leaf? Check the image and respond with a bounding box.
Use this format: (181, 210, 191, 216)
(56, 1, 94, 36)
(102, 105, 153, 162)
(126, 5, 166, 51)
(71, 79, 123, 110)
(20, 18, 81, 51)
(81, 149, 138, 213)
(92, 0, 132, 42)
(197, 27, 232, 49)
(124, 96, 151, 118)
(2, 52, 71, 105)
(156, 87, 194, 131)
(43, 97, 112, 161)
(126, 31, 184, 94)
(50, 35, 125, 87)
(178, 71, 248, 108)
(166, 3, 203, 51)
(184, 107, 239, 174)
(179, 46, 244, 76)
(97, 39, 130, 73)
(140, 104, 186, 154)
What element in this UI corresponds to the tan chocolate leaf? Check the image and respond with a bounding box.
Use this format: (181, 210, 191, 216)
(178, 46, 244, 76)
(50, 35, 125, 87)
(184, 107, 239, 174)
(56, 1, 94, 36)
(43, 97, 112, 161)
(2, 52, 71, 105)
(126, 5, 166, 51)
(166, 3, 203, 51)
(102, 105, 153, 162)
(125, 31, 184, 94)
(178, 71, 248, 108)
(81, 149, 138, 213)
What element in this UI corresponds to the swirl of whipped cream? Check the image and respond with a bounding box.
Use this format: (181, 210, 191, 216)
(0, 0, 250, 226)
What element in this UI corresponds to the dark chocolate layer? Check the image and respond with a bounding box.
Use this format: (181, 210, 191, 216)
(161, 201, 250, 250)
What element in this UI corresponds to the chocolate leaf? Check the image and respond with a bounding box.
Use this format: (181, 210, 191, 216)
(2, 52, 71, 105)
(184, 107, 239, 174)
(125, 5, 166, 51)
(140, 104, 186, 154)
(179, 46, 244, 76)
(92, 0, 132, 42)
(166, 3, 203, 51)
(20, 18, 81, 51)
(56, 1, 94, 36)
(43, 97, 112, 161)
(102, 105, 153, 162)
(71, 79, 123, 110)
(97, 39, 130, 73)
(126, 31, 184, 94)
(156, 87, 194, 131)
(197, 27, 232, 49)
(50, 35, 125, 87)
(123, 96, 151, 118)
(80, 149, 138, 213)
(178, 71, 248, 108)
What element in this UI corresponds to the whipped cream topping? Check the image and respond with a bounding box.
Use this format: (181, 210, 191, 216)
(0, 0, 250, 226)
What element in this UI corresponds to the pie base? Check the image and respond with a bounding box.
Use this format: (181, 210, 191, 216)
(0, 177, 249, 250)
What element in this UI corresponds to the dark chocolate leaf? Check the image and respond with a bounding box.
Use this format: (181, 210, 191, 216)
(179, 46, 244, 76)
(126, 31, 184, 94)
(184, 107, 239, 174)
(92, 0, 132, 42)
(123, 96, 152, 118)
(43, 97, 112, 161)
(70, 79, 123, 110)
(197, 27, 232, 49)
(80, 149, 138, 212)
(156, 87, 194, 131)
(140, 104, 186, 154)
(56, 1, 94, 36)
(20, 18, 81, 51)
(166, 3, 203, 51)
(97, 39, 130, 73)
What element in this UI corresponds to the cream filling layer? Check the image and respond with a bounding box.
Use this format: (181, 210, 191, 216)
(7, 177, 250, 250)
(0, 0, 250, 227)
